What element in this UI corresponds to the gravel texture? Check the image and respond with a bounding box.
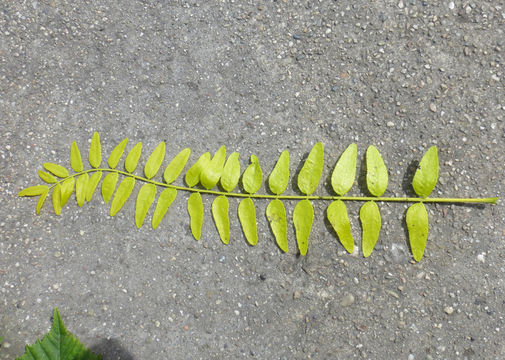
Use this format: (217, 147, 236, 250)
(1, 1, 504, 359)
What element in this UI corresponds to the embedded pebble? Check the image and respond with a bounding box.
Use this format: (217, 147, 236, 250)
(340, 293, 355, 307)
(429, 103, 437, 112)
(444, 306, 454, 315)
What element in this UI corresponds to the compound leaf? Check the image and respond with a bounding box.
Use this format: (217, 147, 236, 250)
(60, 178, 75, 207)
(125, 142, 142, 173)
(212, 195, 230, 244)
(144, 142, 166, 179)
(185, 152, 211, 187)
(70, 141, 83, 172)
(406, 202, 429, 262)
(366, 145, 388, 197)
(238, 198, 257, 246)
(76, 173, 89, 207)
(201, 146, 226, 190)
(152, 188, 177, 229)
(110, 177, 135, 216)
(163, 148, 191, 184)
(220, 152, 240, 192)
(188, 192, 204, 240)
(36, 190, 49, 215)
(298, 142, 324, 195)
(412, 146, 439, 198)
(85, 171, 102, 202)
(360, 201, 381, 257)
(266, 199, 288, 253)
(102, 172, 118, 204)
(242, 155, 263, 194)
(89, 132, 101, 168)
(135, 184, 156, 228)
(52, 184, 62, 216)
(331, 143, 357, 195)
(293, 199, 314, 256)
(108, 137, 129, 169)
(327, 200, 354, 253)
(43, 163, 69, 178)
(38, 170, 57, 184)
(268, 150, 289, 195)
(18, 185, 49, 197)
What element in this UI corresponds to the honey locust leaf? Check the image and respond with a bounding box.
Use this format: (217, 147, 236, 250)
(163, 148, 191, 184)
(212, 195, 230, 244)
(298, 142, 324, 195)
(101, 172, 118, 204)
(144, 142, 166, 179)
(366, 145, 388, 197)
(266, 199, 288, 253)
(110, 177, 135, 216)
(327, 200, 354, 253)
(89, 132, 101, 168)
(43, 163, 69, 178)
(60, 178, 75, 207)
(152, 188, 177, 229)
(18, 185, 49, 197)
(38, 170, 57, 184)
(70, 141, 83, 172)
(135, 184, 156, 228)
(125, 142, 142, 173)
(293, 199, 314, 256)
(108, 137, 129, 169)
(220, 152, 240, 192)
(331, 143, 357, 196)
(360, 201, 381, 257)
(36, 190, 49, 215)
(242, 155, 263, 194)
(268, 150, 289, 195)
(85, 171, 102, 202)
(238, 198, 258, 246)
(52, 184, 62, 216)
(201, 146, 226, 190)
(188, 192, 203, 240)
(412, 146, 439, 198)
(76, 173, 89, 207)
(406, 202, 429, 262)
(185, 152, 211, 187)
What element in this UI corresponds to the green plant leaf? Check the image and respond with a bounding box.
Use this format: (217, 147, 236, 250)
(125, 142, 142, 173)
(43, 163, 69, 178)
(242, 155, 263, 194)
(185, 152, 211, 187)
(85, 171, 102, 202)
(366, 145, 388, 197)
(360, 201, 381, 257)
(220, 152, 241, 192)
(101, 172, 118, 204)
(110, 177, 135, 216)
(38, 170, 57, 184)
(18, 185, 49, 197)
(266, 199, 288, 252)
(293, 199, 314, 256)
(144, 142, 166, 179)
(36, 190, 49, 214)
(70, 141, 83, 172)
(268, 150, 289, 195)
(52, 184, 62, 216)
(163, 148, 191, 184)
(212, 195, 230, 244)
(327, 200, 354, 253)
(406, 202, 429, 262)
(331, 143, 357, 196)
(60, 178, 75, 207)
(238, 198, 258, 246)
(188, 192, 204, 240)
(135, 184, 156, 228)
(89, 132, 102, 168)
(76, 173, 89, 207)
(412, 146, 439, 198)
(201, 146, 226, 190)
(298, 142, 324, 195)
(108, 137, 129, 169)
(152, 188, 177, 229)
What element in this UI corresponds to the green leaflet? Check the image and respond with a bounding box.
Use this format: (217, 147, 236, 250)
(266, 199, 288, 252)
(60, 177, 75, 207)
(201, 146, 226, 190)
(212, 195, 230, 244)
(144, 142, 166, 179)
(108, 137, 129, 169)
(85, 171, 102, 202)
(327, 200, 354, 253)
(70, 141, 83, 172)
(412, 146, 439, 198)
(76, 173, 89, 207)
(52, 183, 62, 215)
(135, 184, 156, 228)
(125, 142, 142, 173)
(18, 185, 49, 197)
(406, 202, 429, 262)
(37, 190, 49, 215)
(152, 188, 177, 229)
(360, 201, 381, 257)
(188, 192, 204, 240)
(238, 198, 258, 246)
(89, 132, 101, 168)
(185, 152, 211, 187)
(242, 155, 262, 194)
(293, 199, 314, 256)
(163, 148, 191, 184)
(366, 145, 388, 197)
(43, 163, 69, 178)
(38, 170, 57, 184)
(102, 172, 118, 204)
(110, 177, 135, 216)
(331, 143, 357, 196)
(268, 150, 289, 195)
(221, 152, 241, 192)
(298, 142, 324, 195)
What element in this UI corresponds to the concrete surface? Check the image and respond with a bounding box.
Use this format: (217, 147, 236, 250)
(1, 1, 504, 359)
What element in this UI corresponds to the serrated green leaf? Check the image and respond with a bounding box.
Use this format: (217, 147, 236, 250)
(293, 199, 314, 256)
(135, 184, 156, 228)
(212, 195, 230, 244)
(108, 137, 129, 169)
(85, 171, 102, 202)
(268, 150, 289, 195)
(125, 142, 142, 173)
(366, 145, 388, 197)
(60, 178, 75, 207)
(185, 152, 211, 187)
(36, 190, 49, 214)
(406, 202, 429, 262)
(89, 132, 101, 168)
(220, 152, 240, 192)
(163, 148, 191, 184)
(110, 177, 135, 216)
(38, 170, 57, 184)
(266, 199, 288, 252)
(152, 188, 177, 229)
(188, 192, 204, 240)
(238, 198, 258, 246)
(360, 201, 381, 257)
(43, 163, 69, 178)
(101, 172, 118, 204)
(200, 146, 226, 190)
(70, 141, 83, 172)
(298, 142, 324, 195)
(144, 142, 166, 179)
(327, 200, 354, 253)
(242, 155, 263, 194)
(76, 173, 89, 207)
(52, 184, 62, 216)
(412, 146, 439, 198)
(18, 185, 49, 197)
(331, 143, 357, 196)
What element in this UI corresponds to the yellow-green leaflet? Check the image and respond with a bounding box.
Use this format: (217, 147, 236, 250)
(38, 170, 57, 184)
(266, 199, 288, 252)
(36, 190, 49, 214)
(406, 202, 429, 262)
(360, 201, 381, 257)
(70, 141, 83, 172)
(60, 178, 75, 207)
(144, 142, 166, 180)
(152, 188, 177, 229)
(89, 132, 101, 168)
(85, 171, 102, 202)
(102, 172, 118, 204)
(212, 195, 230, 244)
(412, 146, 439, 198)
(110, 177, 135, 216)
(188, 192, 204, 240)
(135, 184, 157, 228)
(43, 163, 69, 178)
(366, 145, 388, 197)
(242, 155, 263, 194)
(52, 183, 62, 215)
(298, 142, 324, 195)
(268, 150, 289, 195)
(220, 152, 241, 192)
(76, 173, 89, 207)
(293, 199, 314, 256)
(327, 200, 354, 253)
(331, 143, 357, 196)
(163, 148, 191, 184)
(125, 142, 142, 173)
(201, 146, 226, 190)
(185, 152, 211, 187)
(238, 198, 258, 246)
(108, 137, 129, 169)
(18, 185, 49, 197)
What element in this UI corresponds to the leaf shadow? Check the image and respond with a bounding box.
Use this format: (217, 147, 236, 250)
(402, 160, 419, 197)
(90, 338, 135, 360)
(290, 151, 310, 195)
(357, 151, 372, 196)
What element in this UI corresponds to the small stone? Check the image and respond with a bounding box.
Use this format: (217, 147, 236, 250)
(464, 47, 471, 56)
(331, 85, 338, 92)
(340, 293, 355, 307)
(293, 290, 301, 299)
(444, 306, 454, 315)
(477, 253, 485, 263)
(219, 256, 226, 263)
(429, 103, 437, 112)
(293, 34, 301, 40)
(386, 121, 395, 127)
(259, 273, 266, 281)
(2, 341, 10, 348)
(54, 251, 61, 258)
(448, 1, 455, 10)
(398, 0, 404, 9)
